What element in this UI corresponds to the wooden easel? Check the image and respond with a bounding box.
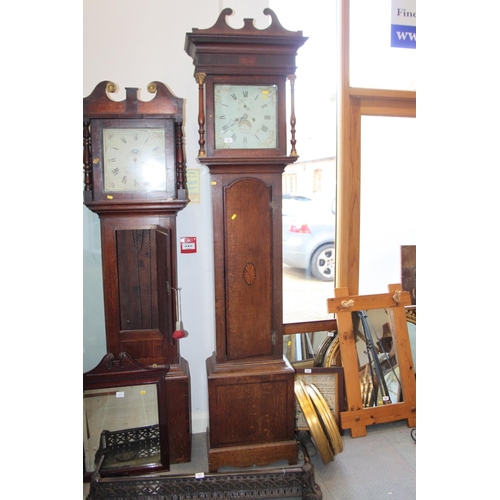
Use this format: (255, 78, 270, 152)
(327, 284, 416, 437)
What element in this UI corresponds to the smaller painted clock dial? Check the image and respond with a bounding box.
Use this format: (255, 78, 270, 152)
(103, 128, 167, 192)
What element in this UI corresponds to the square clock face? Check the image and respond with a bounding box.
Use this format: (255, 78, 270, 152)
(214, 84, 278, 149)
(103, 127, 167, 192)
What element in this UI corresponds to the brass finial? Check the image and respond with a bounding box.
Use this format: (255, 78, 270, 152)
(106, 82, 117, 93)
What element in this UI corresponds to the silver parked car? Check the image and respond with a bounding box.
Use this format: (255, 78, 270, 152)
(282, 194, 336, 281)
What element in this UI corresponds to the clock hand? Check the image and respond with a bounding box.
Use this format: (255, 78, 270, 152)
(221, 114, 253, 134)
(220, 118, 237, 133)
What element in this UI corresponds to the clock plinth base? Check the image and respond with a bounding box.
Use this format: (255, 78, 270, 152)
(166, 357, 192, 463)
(206, 353, 297, 473)
(207, 439, 298, 474)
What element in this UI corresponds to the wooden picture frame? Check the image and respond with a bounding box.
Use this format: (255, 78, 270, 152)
(294, 366, 344, 432)
(401, 245, 416, 305)
(327, 284, 416, 437)
(406, 306, 416, 375)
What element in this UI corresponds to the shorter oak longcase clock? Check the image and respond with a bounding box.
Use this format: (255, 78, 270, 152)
(102, 124, 169, 193)
(83, 81, 191, 463)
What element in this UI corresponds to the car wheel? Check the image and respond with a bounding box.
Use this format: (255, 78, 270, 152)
(310, 243, 335, 281)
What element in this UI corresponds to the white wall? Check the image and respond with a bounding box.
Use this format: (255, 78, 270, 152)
(83, 0, 271, 433)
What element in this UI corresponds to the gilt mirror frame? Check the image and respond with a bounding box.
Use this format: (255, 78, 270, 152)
(83, 352, 170, 481)
(327, 283, 416, 437)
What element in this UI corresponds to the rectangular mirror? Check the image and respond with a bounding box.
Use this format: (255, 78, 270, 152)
(353, 308, 402, 407)
(327, 284, 416, 437)
(282, 320, 337, 368)
(83, 353, 170, 480)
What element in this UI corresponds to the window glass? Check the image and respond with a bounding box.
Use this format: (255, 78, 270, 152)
(282, 192, 336, 323)
(350, 0, 416, 90)
(83, 208, 107, 371)
(359, 115, 416, 295)
(271, 0, 337, 324)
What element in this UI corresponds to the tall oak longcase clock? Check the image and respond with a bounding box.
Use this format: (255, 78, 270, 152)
(83, 81, 191, 463)
(185, 8, 307, 472)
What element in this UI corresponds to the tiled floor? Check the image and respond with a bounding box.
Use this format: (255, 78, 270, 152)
(309, 420, 416, 500)
(84, 420, 416, 499)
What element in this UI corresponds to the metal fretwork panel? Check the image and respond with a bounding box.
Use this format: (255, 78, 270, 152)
(88, 454, 322, 500)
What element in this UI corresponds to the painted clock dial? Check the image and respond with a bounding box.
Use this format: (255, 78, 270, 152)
(103, 127, 167, 192)
(214, 84, 278, 149)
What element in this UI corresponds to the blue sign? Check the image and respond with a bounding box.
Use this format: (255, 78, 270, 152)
(391, 24, 416, 49)
(392, 0, 416, 49)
